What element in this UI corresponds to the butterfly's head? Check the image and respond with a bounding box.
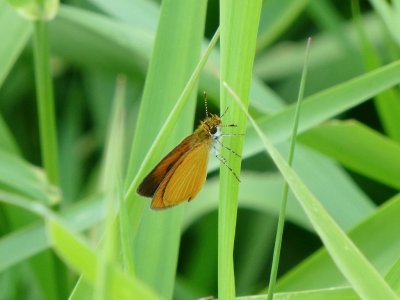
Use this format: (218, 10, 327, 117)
(200, 114, 222, 141)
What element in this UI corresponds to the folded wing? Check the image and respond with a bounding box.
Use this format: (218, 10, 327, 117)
(151, 142, 209, 209)
(137, 135, 196, 197)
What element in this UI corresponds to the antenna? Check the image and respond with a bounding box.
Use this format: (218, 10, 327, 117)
(203, 91, 209, 117)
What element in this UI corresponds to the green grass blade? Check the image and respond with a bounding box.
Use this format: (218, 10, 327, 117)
(0, 158, 370, 278)
(0, 1, 31, 88)
(202, 144, 374, 233)
(276, 193, 400, 290)
(0, 190, 160, 299)
(33, 20, 59, 184)
(69, 18, 217, 300)
(239, 286, 359, 300)
(0, 189, 64, 299)
(186, 157, 372, 233)
(352, 0, 400, 142)
(219, 1, 262, 299)
(124, 0, 208, 297)
(50, 4, 152, 76)
(373, 87, 400, 142)
(225, 83, 398, 300)
(0, 196, 104, 272)
(256, 0, 309, 52)
(369, 0, 400, 47)
(0, 150, 59, 205)
(31, 18, 64, 298)
(267, 38, 311, 300)
(3, 1, 400, 297)
(89, 0, 158, 32)
(123, 29, 219, 234)
(253, 16, 377, 83)
(238, 60, 400, 161)
(308, 0, 356, 58)
(49, 5, 281, 116)
(386, 255, 400, 291)
(94, 76, 126, 300)
(0, 116, 19, 155)
(47, 219, 162, 300)
(124, 28, 219, 205)
(299, 121, 400, 189)
(6, 0, 58, 20)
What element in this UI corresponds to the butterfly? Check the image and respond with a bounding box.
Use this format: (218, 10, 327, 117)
(137, 94, 241, 209)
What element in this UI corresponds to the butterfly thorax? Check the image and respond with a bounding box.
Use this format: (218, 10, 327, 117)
(194, 114, 221, 145)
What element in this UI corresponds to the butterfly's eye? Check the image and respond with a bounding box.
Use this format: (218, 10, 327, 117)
(210, 126, 217, 135)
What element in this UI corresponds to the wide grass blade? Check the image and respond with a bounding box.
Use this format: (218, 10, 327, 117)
(299, 121, 400, 189)
(0, 150, 59, 205)
(47, 219, 161, 300)
(123, 0, 208, 297)
(33, 20, 59, 185)
(94, 76, 126, 300)
(0, 1, 31, 89)
(352, 0, 400, 142)
(0, 197, 104, 273)
(0, 190, 160, 299)
(219, 1, 262, 299)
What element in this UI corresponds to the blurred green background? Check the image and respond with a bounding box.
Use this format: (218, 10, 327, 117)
(1, 0, 400, 299)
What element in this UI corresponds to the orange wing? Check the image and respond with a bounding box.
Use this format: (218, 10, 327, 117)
(137, 135, 197, 197)
(151, 142, 209, 209)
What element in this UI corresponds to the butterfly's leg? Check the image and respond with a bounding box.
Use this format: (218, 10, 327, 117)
(211, 143, 241, 182)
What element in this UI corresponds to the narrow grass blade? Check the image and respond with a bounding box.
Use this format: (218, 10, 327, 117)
(267, 37, 311, 300)
(225, 82, 398, 300)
